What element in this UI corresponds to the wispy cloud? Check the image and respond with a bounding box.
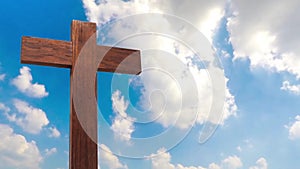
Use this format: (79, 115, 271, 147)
(48, 126, 61, 138)
(45, 147, 57, 156)
(12, 66, 49, 98)
(0, 102, 10, 113)
(111, 90, 135, 142)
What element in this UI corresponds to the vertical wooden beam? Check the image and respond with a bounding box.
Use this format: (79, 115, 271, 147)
(70, 20, 98, 169)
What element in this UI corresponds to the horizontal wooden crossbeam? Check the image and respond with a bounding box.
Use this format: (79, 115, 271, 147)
(21, 36, 72, 68)
(21, 36, 141, 74)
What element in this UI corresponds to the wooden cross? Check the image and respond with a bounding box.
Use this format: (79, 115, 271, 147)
(20, 20, 141, 169)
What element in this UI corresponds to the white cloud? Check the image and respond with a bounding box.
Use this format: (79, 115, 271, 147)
(45, 147, 57, 156)
(236, 146, 242, 152)
(82, 0, 225, 41)
(0, 102, 10, 114)
(150, 149, 269, 169)
(83, 0, 161, 24)
(129, 48, 236, 129)
(197, 77, 237, 125)
(281, 81, 300, 95)
(83, 0, 236, 131)
(112, 90, 129, 118)
(207, 163, 221, 169)
(12, 66, 49, 98)
(111, 90, 135, 142)
(227, 0, 300, 78)
(0, 124, 42, 169)
(99, 144, 128, 169)
(150, 148, 175, 169)
(221, 155, 243, 169)
(48, 127, 61, 138)
(287, 115, 300, 140)
(5, 99, 49, 134)
(249, 158, 268, 169)
(150, 148, 243, 169)
(0, 74, 5, 81)
(132, 52, 202, 129)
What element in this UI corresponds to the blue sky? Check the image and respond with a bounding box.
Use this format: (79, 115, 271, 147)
(1, 0, 300, 169)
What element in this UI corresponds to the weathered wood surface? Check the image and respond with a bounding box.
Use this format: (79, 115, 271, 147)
(21, 36, 72, 68)
(70, 20, 98, 169)
(98, 46, 141, 74)
(21, 35, 141, 74)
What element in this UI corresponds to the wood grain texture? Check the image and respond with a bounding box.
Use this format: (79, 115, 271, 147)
(21, 36, 141, 74)
(99, 46, 141, 74)
(70, 20, 98, 169)
(21, 36, 72, 68)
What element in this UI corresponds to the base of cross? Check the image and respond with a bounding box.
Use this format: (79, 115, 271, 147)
(20, 20, 141, 169)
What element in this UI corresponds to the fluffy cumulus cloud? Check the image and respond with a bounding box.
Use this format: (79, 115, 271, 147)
(48, 126, 61, 138)
(83, 0, 225, 40)
(111, 90, 135, 142)
(280, 81, 300, 95)
(5, 99, 49, 134)
(221, 155, 243, 169)
(12, 66, 49, 98)
(99, 144, 128, 169)
(227, 0, 300, 79)
(83, 0, 237, 133)
(150, 148, 242, 169)
(131, 52, 236, 129)
(249, 158, 268, 169)
(287, 115, 300, 140)
(150, 148, 175, 169)
(130, 50, 203, 129)
(0, 124, 42, 169)
(196, 77, 237, 126)
(150, 148, 268, 169)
